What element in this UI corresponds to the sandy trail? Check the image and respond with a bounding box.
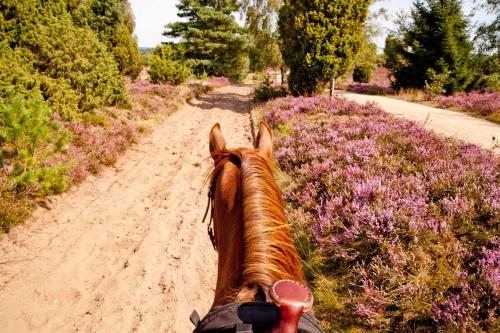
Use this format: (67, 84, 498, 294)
(0, 84, 254, 333)
(340, 91, 500, 153)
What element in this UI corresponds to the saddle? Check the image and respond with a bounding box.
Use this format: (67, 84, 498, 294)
(190, 302, 323, 333)
(191, 280, 323, 333)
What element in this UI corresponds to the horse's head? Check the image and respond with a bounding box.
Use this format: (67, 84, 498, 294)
(208, 122, 305, 307)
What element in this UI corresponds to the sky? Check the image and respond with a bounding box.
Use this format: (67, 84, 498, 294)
(129, 0, 491, 49)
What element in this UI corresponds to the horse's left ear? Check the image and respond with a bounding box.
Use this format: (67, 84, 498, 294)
(256, 121, 273, 159)
(209, 123, 226, 159)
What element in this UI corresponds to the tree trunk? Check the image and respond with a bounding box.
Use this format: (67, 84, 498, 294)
(280, 66, 286, 85)
(329, 78, 335, 99)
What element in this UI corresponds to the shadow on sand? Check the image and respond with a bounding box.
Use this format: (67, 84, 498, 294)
(187, 84, 254, 114)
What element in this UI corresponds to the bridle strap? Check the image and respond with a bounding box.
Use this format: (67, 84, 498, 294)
(203, 155, 235, 251)
(202, 168, 219, 251)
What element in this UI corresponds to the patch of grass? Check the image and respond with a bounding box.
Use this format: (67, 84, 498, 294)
(277, 123, 293, 135)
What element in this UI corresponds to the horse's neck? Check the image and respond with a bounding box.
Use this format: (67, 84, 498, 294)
(212, 163, 244, 306)
(211, 155, 305, 306)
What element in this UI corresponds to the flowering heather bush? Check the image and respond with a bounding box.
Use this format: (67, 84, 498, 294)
(346, 83, 393, 95)
(65, 120, 136, 181)
(127, 81, 179, 118)
(128, 81, 179, 99)
(262, 95, 500, 332)
(436, 91, 500, 119)
(207, 76, 231, 88)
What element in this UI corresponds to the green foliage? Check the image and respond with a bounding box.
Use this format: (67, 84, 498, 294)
(140, 48, 154, 66)
(0, 0, 130, 119)
(248, 31, 283, 72)
(474, 0, 499, 56)
(148, 45, 191, 85)
(384, 0, 473, 94)
(254, 74, 287, 102)
(353, 35, 378, 72)
(353, 66, 373, 83)
(424, 68, 450, 97)
(470, 54, 500, 91)
(165, 0, 249, 81)
(279, 0, 371, 95)
(80, 0, 143, 78)
(0, 94, 69, 196)
(0, 189, 33, 232)
(240, 0, 284, 72)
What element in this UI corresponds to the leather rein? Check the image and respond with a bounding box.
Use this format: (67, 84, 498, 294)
(202, 170, 218, 251)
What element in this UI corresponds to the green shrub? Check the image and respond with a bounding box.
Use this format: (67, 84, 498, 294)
(72, 0, 143, 78)
(148, 45, 190, 85)
(424, 68, 450, 97)
(140, 48, 154, 66)
(0, 94, 70, 196)
(474, 72, 500, 92)
(0, 0, 129, 118)
(255, 85, 288, 103)
(353, 66, 373, 83)
(254, 75, 288, 102)
(279, 0, 371, 95)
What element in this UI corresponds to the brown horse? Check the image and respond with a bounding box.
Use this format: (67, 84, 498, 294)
(208, 122, 305, 307)
(192, 122, 321, 332)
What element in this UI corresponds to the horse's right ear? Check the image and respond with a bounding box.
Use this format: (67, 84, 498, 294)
(209, 123, 226, 159)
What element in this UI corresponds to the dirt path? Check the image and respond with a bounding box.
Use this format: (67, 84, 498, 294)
(340, 91, 500, 154)
(0, 84, 254, 333)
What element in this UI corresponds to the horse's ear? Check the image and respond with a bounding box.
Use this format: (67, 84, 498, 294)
(256, 121, 273, 159)
(209, 123, 226, 159)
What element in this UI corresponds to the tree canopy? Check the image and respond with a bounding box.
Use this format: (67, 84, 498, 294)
(384, 0, 473, 94)
(279, 0, 371, 95)
(0, 0, 141, 118)
(239, 0, 284, 71)
(164, 0, 249, 81)
(82, 0, 142, 77)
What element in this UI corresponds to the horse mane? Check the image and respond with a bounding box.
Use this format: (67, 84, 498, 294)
(210, 148, 304, 302)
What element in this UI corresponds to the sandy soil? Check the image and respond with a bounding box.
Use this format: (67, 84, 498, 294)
(340, 91, 500, 154)
(0, 84, 254, 333)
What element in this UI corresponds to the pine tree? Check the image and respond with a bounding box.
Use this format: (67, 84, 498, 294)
(164, 0, 249, 81)
(385, 0, 473, 94)
(279, 0, 371, 96)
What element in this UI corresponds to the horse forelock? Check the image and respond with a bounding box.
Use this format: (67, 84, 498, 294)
(210, 148, 304, 303)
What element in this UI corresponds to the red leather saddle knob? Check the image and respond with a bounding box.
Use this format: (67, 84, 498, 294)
(270, 279, 313, 311)
(270, 280, 313, 333)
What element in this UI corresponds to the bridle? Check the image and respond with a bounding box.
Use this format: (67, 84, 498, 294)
(202, 167, 219, 251)
(202, 153, 240, 251)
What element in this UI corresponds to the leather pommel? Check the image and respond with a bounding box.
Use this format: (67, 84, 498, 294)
(270, 279, 313, 311)
(270, 280, 313, 333)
